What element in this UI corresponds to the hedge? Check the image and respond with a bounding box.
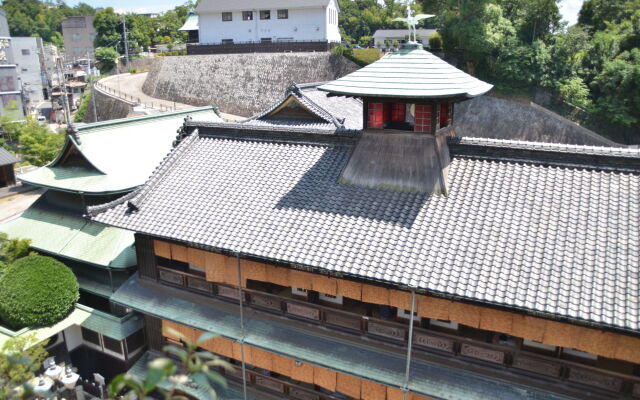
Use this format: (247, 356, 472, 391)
(0, 255, 79, 330)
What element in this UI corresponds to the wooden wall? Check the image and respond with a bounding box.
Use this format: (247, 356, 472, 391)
(162, 320, 432, 400)
(153, 240, 640, 364)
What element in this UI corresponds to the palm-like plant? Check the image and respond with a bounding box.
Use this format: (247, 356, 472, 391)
(108, 328, 233, 400)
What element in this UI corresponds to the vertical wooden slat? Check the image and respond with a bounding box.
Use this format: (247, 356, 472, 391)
(135, 233, 157, 280)
(144, 315, 164, 351)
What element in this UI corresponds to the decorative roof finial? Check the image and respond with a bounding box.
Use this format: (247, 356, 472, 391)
(393, 3, 434, 43)
(66, 123, 81, 145)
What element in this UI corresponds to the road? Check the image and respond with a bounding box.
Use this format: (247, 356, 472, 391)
(0, 189, 45, 224)
(97, 73, 242, 121)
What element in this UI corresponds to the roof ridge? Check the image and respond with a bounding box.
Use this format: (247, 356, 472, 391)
(77, 106, 214, 133)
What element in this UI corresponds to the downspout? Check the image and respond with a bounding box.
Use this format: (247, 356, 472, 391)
(402, 290, 416, 399)
(236, 254, 248, 400)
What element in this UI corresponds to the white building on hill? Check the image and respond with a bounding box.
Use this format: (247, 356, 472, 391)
(373, 29, 437, 49)
(195, 0, 341, 44)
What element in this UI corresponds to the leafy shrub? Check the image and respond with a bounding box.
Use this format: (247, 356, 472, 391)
(558, 77, 592, 109)
(0, 255, 79, 329)
(335, 47, 381, 67)
(428, 32, 443, 50)
(74, 88, 92, 122)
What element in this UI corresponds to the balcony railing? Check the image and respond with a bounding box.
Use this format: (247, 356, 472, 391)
(156, 266, 640, 398)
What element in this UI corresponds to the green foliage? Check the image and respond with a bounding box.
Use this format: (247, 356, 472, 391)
(338, 0, 424, 44)
(1, 0, 96, 44)
(558, 77, 592, 108)
(0, 233, 31, 272)
(578, 0, 640, 32)
(334, 46, 382, 67)
(0, 113, 63, 167)
(0, 255, 79, 330)
(428, 32, 443, 49)
(74, 88, 92, 122)
(591, 47, 640, 126)
(0, 334, 49, 400)
(95, 47, 120, 73)
(108, 329, 232, 400)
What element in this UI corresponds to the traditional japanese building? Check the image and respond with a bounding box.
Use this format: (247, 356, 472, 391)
(0, 107, 222, 381)
(89, 43, 640, 400)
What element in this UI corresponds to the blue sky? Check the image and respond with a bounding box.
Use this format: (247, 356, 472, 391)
(68, 0, 585, 25)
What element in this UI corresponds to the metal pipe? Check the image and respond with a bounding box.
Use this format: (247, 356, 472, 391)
(236, 255, 248, 400)
(402, 290, 416, 400)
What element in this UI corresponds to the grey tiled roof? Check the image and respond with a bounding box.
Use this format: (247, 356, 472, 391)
(240, 83, 363, 131)
(0, 147, 18, 166)
(91, 128, 640, 333)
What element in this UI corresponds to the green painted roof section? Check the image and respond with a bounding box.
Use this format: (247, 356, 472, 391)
(0, 305, 142, 347)
(19, 107, 222, 194)
(319, 43, 493, 99)
(0, 198, 136, 269)
(179, 12, 199, 31)
(128, 351, 260, 400)
(77, 304, 144, 341)
(114, 275, 572, 400)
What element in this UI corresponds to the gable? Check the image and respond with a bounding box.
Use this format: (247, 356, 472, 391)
(263, 96, 328, 122)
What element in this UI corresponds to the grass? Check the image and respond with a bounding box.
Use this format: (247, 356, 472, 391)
(348, 48, 383, 66)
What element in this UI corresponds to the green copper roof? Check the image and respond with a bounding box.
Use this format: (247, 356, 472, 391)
(78, 305, 144, 341)
(19, 107, 222, 194)
(179, 12, 199, 31)
(114, 275, 572, 400)
(0, 305, 141, 347)
(319, 43, 493, 99)
(0, 198, 136, 269)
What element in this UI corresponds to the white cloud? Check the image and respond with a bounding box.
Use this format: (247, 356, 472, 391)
(559, 0, 584, 26)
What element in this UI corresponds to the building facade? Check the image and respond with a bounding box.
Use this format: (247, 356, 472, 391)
(62, 16, 96, 62)
(0, 108, 223, 382)
(195, 0, 341, 45)
(372, 29, 437, 50)
(12, 36, 47, 107)
(89, 43, 640, 400)
(0, 8, 24, 119)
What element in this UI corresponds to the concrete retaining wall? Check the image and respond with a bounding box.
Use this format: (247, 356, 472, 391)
(455, 96, 621, 147)
(141, 53, 359, 117)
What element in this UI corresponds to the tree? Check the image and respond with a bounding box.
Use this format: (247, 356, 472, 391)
(0, 233, 31, 271)
(558, 76, 592, 108)
(108, 329, 232, 400)
(93, 8, 121, 51)
(439, 0, 516, 75)
(0, 255, 79, 330)
(5, 117, 64, 166)
(95, 47, 120, 73)
(0, 335, 49, 400)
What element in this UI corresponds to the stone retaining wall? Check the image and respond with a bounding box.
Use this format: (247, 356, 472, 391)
(141, 53, 359, 117)
(82, 87, 134, 123)
(456, 96, 621, 146)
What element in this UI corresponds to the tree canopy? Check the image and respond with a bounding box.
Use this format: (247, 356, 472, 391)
(0, 254, 79, 330)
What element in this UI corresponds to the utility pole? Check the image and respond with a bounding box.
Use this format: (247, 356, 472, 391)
(55, 57, 71, 126)
(122, 15, 130, 69)
(87, 50, 98, 122)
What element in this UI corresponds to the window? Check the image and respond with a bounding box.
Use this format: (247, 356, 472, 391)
(429, 319, 459, 330)
(260, 10, 270, 20)
(277, 9, 288, 19)
(222, 12, 232, 21)
(81, 327, 100, 345)
(102, 336, 123, 355)
(261, 37, 272, 43)
(21, 49, 30, 56)
(21, 68, 27, 72)
(188, 263, 205, 277)
(319, 293, 343, 305)
(242, 11, 253, 21)
(72, 33, 81, 42)
(126, 329, 146, 355)
(221, 39, 234, 45)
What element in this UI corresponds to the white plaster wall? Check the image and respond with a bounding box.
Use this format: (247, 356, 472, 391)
(12, 37, 45, 104)
(64, 325, 83, 352)
(199, 7, 340, 43)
